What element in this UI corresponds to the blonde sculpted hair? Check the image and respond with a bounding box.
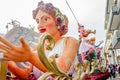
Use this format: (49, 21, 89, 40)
(32, 1, 68, 36)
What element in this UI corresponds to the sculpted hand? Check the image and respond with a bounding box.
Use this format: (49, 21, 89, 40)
(99, 40, 103, 44)
(88, 48, 94, 54)
(0, 36, 32, 62)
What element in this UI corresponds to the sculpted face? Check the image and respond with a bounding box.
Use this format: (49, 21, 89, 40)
(78, 25, 92, 38)
(82, 30, 91, 37)
(35, 10, 59, 36)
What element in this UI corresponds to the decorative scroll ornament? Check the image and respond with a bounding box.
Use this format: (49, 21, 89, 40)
(37, 33, 70, 80)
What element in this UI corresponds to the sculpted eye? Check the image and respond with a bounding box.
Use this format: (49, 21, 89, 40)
(44, 17, 48, 21)
(43, 16, 51, 22)
(41, 16, 51, 22)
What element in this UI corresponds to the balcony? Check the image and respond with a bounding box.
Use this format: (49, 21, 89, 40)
(106, 30, 112, 39)
(105, 39, 112, 51)
(107, 5, 120, 31)
(112, 30, 120, 49)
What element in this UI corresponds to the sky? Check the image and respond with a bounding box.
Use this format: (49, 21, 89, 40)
(0, 0, 107, 43)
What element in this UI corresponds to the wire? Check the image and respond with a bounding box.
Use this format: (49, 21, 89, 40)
(65, 0, 79, 23)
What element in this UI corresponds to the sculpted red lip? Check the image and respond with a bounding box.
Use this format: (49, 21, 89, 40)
(39, 28, 46, 33)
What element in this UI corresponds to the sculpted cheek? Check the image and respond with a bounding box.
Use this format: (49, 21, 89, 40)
(46, 22, 55, 28)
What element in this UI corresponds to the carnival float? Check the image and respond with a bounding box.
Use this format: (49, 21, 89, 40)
(0, 0, 111, 80)
(0, 19, 110, 80)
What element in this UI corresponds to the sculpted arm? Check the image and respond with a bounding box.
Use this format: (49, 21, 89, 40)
(57, 37, 78, 72)
(8, 61, 33, 79)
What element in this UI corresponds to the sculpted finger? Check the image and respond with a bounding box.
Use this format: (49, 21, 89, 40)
(20, 36, 30, 50)
(0, 44, 17, 57)
(0, 43, 10, 52)
(2, 52, 17, 61)
(0, 52, 10, 61)
(0, 36, 15, 49)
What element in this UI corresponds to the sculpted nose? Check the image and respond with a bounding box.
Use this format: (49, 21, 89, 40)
(37, 24, 44, 30)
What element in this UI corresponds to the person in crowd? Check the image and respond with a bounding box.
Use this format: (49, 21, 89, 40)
(118, 64, 120, 76)
(0, 1, 78, 79)
(109, 64, 116, 79)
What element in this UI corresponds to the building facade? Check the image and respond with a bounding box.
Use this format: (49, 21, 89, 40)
(104, 0, 120, 64)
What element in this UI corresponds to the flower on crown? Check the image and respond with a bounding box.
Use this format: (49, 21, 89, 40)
(37, 1, 55, 14)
